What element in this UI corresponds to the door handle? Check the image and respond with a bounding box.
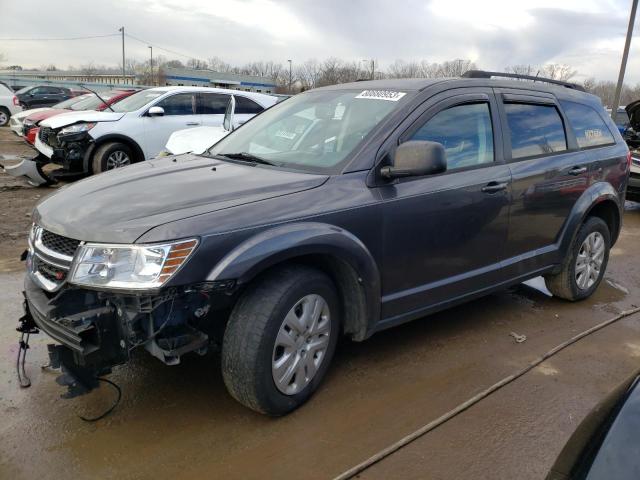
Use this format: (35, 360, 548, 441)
(481, 181, 508, 193)
(568, 166, 587, 175)
(185, 122, 199, 126)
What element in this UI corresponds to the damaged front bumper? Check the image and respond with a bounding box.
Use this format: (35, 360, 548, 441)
(0, 155, 53, 186)
(22, 274, 218, 398)
(37, 127, 94, 175)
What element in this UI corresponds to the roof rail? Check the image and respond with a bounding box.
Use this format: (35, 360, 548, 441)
(461, 70, 585, 92)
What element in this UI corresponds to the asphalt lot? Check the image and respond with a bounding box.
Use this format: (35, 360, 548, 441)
(1, 126, 639, 479)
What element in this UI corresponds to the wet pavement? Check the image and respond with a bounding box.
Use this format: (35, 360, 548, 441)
(1, 130, 640, 478)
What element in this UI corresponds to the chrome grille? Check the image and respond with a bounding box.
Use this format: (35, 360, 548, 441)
(41, 230, 80, 258)
(28, 225, 80, 292)
(34, 256, 67, 283)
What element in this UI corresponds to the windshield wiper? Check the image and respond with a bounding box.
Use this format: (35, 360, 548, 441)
(216, 152, 278, 166)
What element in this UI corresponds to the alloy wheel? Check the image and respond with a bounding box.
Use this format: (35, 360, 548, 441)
(105, 150, 131, 169)
(575, 231, 605, 290)
(272, 294, 331, 395)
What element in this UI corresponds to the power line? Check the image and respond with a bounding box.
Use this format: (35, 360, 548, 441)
(0, 33, 119, 41)
(124, 33, 203, 61)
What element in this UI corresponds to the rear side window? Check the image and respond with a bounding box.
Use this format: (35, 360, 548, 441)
(560, 101, 615, 148)
(156, 93, 196, 115)
(505, 103, 567, 159)
(199, 93, 229, 114)
(409, 102, 494, 170)
(235, 96, 264, 114)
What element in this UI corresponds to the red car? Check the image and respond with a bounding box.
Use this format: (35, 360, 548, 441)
(22, 89, 139, 143)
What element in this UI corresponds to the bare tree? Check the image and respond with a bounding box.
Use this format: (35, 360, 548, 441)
(387, 59, 422, 78)
(540, 64, 577, 81)
(436, 59, 477, 77)
(186, 58, 208, 70)
(207, 56, 231, 72)
(164, 59, 185, 69)
(297, 59, 322, 90)
(80, 62, 98, 76)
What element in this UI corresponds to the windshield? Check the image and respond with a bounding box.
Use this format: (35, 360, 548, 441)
(67, 90, 123, 111)
(110, 89, 163, 112)
(209, 89, 410, 173)
(209, 90, 405, 173)
(53, 94, 92, 109)
(15, 86, 32, 94)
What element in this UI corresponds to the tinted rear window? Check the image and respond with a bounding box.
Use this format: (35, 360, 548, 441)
(560, 100, 615, 148)
(235, 96, 264, 114)
(505, 103, 567, 159)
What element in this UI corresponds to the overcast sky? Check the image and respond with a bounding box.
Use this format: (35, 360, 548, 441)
(2, 0, 639, 82)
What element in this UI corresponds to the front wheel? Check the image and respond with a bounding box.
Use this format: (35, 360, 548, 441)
(222, 265, 340, 415)
(92, 142, 133, 174)
(0, 108, 10, 127)
(544, 216, 610, 301)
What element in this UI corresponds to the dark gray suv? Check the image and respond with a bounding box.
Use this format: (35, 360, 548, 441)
(19, 71, 631, 415)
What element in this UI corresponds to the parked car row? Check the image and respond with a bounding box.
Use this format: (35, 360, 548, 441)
(10, 89, 140, 143)
(33, 87, 277, 173)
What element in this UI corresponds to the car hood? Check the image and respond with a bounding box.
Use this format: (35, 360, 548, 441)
(26, 108, 70, 123)
(41, 110, 125, 129)
(34, 154, 328, 243)
(12, 107, 50, 121)
(626, 100, 640, 130)
(165, 126, 229, 155)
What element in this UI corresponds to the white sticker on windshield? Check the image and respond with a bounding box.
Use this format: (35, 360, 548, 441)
(355, 90, 406, 101)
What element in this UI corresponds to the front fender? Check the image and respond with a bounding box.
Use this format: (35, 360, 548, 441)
(558, 181, 623, 256)
(207, 222, 381, 339)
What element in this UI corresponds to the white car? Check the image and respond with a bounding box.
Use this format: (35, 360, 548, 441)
(164, 94, 239, 155)
(0, 82, 23, 127)
(34, 86, 277, 174)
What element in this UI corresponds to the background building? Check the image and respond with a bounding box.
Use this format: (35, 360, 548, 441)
(163, 67, 276, 93)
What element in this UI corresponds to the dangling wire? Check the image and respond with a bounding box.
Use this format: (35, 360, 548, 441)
(78, 378, 122, 422)
(16, 332, 32, 388)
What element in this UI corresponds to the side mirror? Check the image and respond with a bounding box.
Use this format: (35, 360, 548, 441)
(148, 106, 165, 117)
(381, 140, 447, 179)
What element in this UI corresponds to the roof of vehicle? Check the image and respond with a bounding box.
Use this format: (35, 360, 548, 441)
(316, 77, 595, 98)
(141, 85, 278, 106)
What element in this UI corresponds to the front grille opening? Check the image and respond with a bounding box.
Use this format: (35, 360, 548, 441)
(35, 257, 67, 283)
(41, 230, 80, 257)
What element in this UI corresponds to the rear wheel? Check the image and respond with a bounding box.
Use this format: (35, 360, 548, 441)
(222, 265, 340, 415)
(92, 142, 133, 174)
(544, 216, 610, 301)
(0, 108, 10, 127)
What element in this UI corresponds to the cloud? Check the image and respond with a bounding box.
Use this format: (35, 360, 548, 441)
(1, 0, 639, 82)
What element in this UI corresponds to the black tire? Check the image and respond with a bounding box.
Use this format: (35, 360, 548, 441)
(92, 142, 134, 174)
(544, 216, 610, 301)
(222, 265, 340, 415)
(0, 107, 10, 127)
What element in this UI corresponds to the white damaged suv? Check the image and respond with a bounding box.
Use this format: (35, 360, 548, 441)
(33, 86, 277, 175)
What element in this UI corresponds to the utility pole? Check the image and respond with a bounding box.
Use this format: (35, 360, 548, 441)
(148, 46, 153, 86)
(611, 0, 638, 121)
(119, 27, 125, 83)
(370, 59, 375, 80)
(288, 59, 292, 93)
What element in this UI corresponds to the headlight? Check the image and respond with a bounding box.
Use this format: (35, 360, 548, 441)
(632, 156, 640, 167)
(69, 239, 198, 290)
(59, 122, 96, 135)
